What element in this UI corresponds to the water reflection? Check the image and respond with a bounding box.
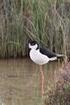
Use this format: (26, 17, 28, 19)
(0, 58, 62, 105)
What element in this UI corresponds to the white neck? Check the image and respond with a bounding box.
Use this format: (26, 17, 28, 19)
(29, 43, 38, 50)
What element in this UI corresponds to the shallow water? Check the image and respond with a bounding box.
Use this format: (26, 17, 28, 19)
(0, 58, 62, 105)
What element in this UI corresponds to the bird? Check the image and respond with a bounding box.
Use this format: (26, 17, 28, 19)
(28, 40, 64, 98)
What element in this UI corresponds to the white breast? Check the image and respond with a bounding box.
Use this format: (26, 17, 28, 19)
(29, 49, 49, 65)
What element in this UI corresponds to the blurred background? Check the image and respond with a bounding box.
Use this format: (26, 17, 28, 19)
(0, 0, 70, 105)
(0, 0, 70, 59)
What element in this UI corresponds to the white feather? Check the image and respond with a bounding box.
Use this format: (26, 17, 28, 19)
(29, 49, 50, 65)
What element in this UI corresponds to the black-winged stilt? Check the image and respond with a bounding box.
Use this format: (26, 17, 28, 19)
(28, 41, 64, 98)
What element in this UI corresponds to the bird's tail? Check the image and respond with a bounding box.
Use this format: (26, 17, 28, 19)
(49, 57, 57, 61)
(56, 54, 65, 58)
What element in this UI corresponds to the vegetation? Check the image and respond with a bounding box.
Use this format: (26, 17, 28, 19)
(0, 0, 70, 58)
(45, 61, 70, 105)
(45, 83, 70, 105)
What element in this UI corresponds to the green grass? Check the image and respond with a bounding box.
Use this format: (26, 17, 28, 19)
(0, 0, 69, 58)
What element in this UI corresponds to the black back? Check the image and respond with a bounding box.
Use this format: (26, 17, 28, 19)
(40, 46, 56, 58)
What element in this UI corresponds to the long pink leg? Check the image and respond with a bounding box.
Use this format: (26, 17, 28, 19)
(40, 65, 45, 99)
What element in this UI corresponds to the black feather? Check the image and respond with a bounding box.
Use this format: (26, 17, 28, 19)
(40, 47, 56, 58)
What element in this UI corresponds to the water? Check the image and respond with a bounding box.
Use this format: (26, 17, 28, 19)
(0, 58, 62, 105)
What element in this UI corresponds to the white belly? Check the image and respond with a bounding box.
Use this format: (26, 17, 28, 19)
(29, 50, 49, 65)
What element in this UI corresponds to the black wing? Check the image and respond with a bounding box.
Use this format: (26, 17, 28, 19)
(40, 47, 56, 58)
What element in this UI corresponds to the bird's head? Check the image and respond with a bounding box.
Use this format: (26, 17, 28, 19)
(28, 41, 39, 50)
